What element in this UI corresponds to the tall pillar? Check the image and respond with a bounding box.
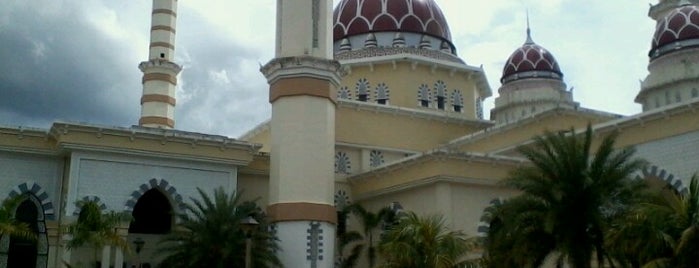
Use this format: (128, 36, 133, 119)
(261, 1, 341, 267)
(139, 0, 181, 129)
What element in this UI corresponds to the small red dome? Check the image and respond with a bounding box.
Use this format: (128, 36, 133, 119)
(333, 0, 452, 44)
(501, 38, 562, 84)
(651, 5, 699, 59)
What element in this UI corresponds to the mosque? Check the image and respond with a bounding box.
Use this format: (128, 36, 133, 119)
(1, 0, 699, 267)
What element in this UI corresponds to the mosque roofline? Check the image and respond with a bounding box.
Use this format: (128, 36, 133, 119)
(347, 149, 527, 200)
(445, 106, 622, 150)
(48, 121, 259, 149)
(490, 99, 699, 156)
(339, 53, 493, 98)
(0, 121, 262, 165)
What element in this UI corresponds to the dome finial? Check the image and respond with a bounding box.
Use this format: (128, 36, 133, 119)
(525, 10, 534, 44)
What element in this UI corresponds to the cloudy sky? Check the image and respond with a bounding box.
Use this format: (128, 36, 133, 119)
(0, 0, 656, 137)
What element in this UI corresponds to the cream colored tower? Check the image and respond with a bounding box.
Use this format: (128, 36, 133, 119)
(261, 0, 342, 267)
(138, 0, 181, 129)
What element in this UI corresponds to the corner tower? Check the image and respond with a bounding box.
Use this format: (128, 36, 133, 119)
(638, 1, 699, 110)
(491, 25, 576, 124)
(138, 0, 181, 129)
(261, 1, 342, 267)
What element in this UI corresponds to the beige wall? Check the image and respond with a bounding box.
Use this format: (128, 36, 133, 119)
(339, 62, 482, 119)
(336, 107, 483, 152)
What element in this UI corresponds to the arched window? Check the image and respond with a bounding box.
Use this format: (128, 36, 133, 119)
(129, 189, 173, 234)
(692, 88, 698, 98)
(334, 151, 351, 174)
(417, 84, 431, 107)
(355, 78, 370, 102)
(6, 197, 48, 268)
(369, 150, 384, 168)
(675, 91, 681, 103)
(338, 86, 352, 100)
(434, 81, 447, 110)
(375, 83, 390, 105)
(451, 90, 464, 113)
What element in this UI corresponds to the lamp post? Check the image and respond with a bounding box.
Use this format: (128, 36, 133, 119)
(240, 216, 259, 268)
(133, 238, 145, 268)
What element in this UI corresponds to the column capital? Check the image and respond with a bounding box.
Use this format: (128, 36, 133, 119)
(260, 56, 343, 87)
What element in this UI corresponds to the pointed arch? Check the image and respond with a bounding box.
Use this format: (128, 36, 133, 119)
(7, 182, 54, 221)
(72, 196, 108, 216)
(1, 190, 49, 268)
(635, 165, 688, 195)
(123, 178, 185, 213)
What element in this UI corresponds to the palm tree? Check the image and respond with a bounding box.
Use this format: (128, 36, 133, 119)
(378, 211, 478, 268)
(157, 187, 281, 268)
(339, 203, 396, 268)
(482, 196, 555, 268)
(337, 207, 364, 268)
(491, 125, 645, 268)
(607, 175, 699, 268)
(0, 195, 36, 241)
(66, 200, 131, 266)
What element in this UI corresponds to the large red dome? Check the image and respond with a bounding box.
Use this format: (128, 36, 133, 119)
(651, 5, 699, 59)
(333, 0, 452, 45)
(501, 36, 563, 84)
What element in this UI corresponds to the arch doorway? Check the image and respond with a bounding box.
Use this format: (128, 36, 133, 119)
(3, 196, 48, 268)
(129, 189, 173, 234)
(128, 189, 174, 267)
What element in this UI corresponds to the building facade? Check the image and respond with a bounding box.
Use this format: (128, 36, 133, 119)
(2, 0, 699, 267)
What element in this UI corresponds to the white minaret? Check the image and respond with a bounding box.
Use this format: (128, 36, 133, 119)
(138, 0, 181, 129)
(260, 0, 341, 267)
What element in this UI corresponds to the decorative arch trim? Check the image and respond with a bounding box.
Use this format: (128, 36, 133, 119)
(123, 178, 185, 212)
(635, 165, 688, 195)
(7, 181, 54, 221)
(73, 196, 108, 216)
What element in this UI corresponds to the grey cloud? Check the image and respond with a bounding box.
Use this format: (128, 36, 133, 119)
(0, 2, 143, 129)
(173, 9, 271, 137)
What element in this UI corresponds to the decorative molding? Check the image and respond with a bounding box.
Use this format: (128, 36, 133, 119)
(369, 150, 384, 168)
(150, 25, 176, 34)
(141, 94, 176, 106)
(138, 59, 182, 74)
(152, 9, 176, 17)
(260, 56, 343, 88)
(334, 152, 352, 175)
(306, 222, 324, 267)
(73, 196, 108, 216)
(267, 203, 337, 224)
(123, 178, 186, 213)
(335, 47, 462, 63)
(635, 165, 688, 194)
(333, 190, 351, 209)
(7, 181, 54, 220)
(149, 41, 174, 50)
